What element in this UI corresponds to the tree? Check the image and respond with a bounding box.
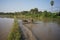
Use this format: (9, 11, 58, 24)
(30, 9, 34, 14)
(43, 11, 48, 17)
(7, 16, 21, 40)
(34, 8, 38, 14)
(59, 12, 60, 16)
(30, 8, 38, 14)
(56, 11, 60, 16)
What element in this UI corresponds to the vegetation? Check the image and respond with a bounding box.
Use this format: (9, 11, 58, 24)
(7, 16, 21, 40)
(0, 7, 60, 40)
(0, 8, 60, 21)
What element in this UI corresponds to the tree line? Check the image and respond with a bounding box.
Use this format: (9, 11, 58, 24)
(0, 8, 60, 18)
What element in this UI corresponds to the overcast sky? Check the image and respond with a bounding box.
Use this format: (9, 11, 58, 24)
(0, 0, 60, 12)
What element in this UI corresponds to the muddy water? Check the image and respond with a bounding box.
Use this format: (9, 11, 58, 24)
(24, 21, 60, 40)
(0, 18, 14, 40)
(0, 18, 60, 40)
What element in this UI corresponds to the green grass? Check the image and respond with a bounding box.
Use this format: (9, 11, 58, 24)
(7, 16, 21, 40)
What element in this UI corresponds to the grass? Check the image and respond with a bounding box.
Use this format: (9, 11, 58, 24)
(7, 16, 21, 40)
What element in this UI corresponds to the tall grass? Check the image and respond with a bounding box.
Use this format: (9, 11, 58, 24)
(7, 16, 21, 40)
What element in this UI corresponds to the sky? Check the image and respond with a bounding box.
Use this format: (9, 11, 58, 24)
(0, 0, 60, 12)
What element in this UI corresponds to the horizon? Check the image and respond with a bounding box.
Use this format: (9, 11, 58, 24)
(0, 0, 60, 12)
